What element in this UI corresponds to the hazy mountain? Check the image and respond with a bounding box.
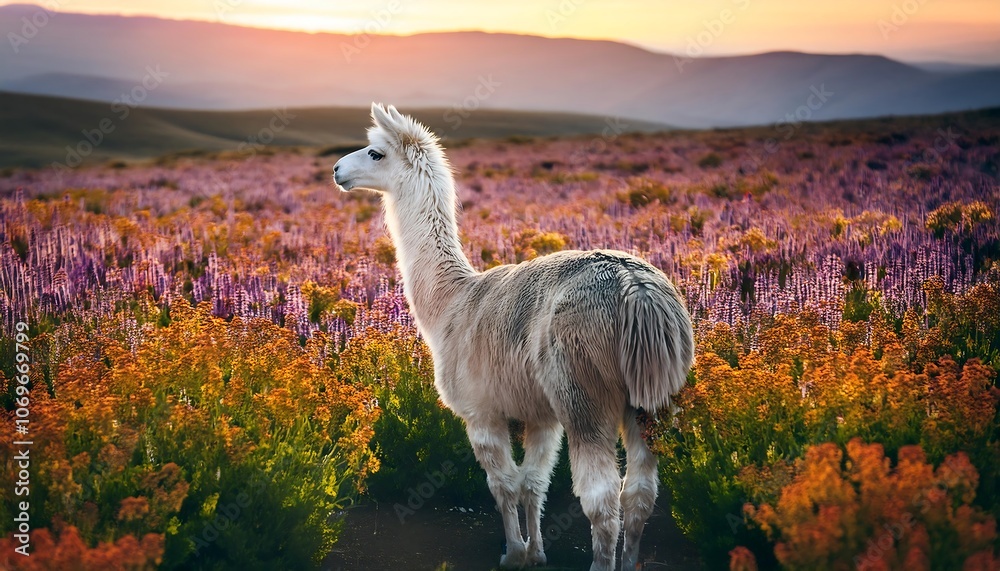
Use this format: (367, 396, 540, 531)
(910, 62, 1000, 74)
(2, 4, 999, 128)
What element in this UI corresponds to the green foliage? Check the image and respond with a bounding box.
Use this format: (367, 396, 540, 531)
(710, 182, 735, 199)
(10, 232, 28, 262)
(689, 207, 708, 236)
(619, 178, 673, 208)
(698, 153, 724, 169)
(163, 425, 351, 571)
(656, 423, 775, 569)
(910, 277, 1000, 372)
(374, 236, 397, 266)
(302, 280, 340, 325)
(842, 285, 874, 323)
(512, 229, 570, 261)
(907, 163, 939, 181)
(337, 328, 489, 504)
(925, 201, 994, 238)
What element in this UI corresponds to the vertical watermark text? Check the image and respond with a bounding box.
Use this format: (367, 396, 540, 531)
(12, 321, 33, 556)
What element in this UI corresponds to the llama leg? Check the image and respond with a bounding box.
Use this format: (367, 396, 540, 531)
(620, 408, 658, 571)
(568, 432, 622, 571)
(520, 420, 563, 566)
(466, 417, 527, 568)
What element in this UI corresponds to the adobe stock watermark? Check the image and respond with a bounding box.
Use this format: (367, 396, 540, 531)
(190, 480, 266, 556)
(235, 108, 297, 158)
(443, 75, 502, 130)
(567, 117, 630, 162)
(674, 0, 752, 73)
(541, 501, 586, 549)
(341, 0, 402, 63)
(6, 0, 70, 54)
(204, 107, 298, 195)
(11, 321, 33, 557)
(740, 84, 834, 172)
(212, 0, 246, 22)
(213, 0, 244, 22)
(50, 65, 170, 170)
(545, 0, 587, 30)
(919, 126, 961, 164)
(394, 445, 475, 523)
(878, 0, 932, 39)
(393, 461, 459, 523)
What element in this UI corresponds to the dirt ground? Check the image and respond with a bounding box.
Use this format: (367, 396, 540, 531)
(325, 494, 701, 571)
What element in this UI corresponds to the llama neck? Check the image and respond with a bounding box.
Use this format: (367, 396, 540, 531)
(383, 177, 475, 331)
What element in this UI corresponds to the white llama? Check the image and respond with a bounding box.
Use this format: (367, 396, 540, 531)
(334, 104, 695, 571)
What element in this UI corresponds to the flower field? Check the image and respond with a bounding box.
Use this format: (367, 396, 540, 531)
(1, 108, 999, 570)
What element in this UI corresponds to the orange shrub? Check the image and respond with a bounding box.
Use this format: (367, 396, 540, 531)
(741, 439, 998, 571)
(654, 305, 999, 568)
(0, 301, 380, 569)
(0, 525, 162, 571)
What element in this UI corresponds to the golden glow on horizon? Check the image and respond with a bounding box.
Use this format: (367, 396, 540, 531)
(4, 0, 998, 62)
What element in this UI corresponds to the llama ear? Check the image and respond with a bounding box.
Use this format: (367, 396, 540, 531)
(386, 105, 405, 122)
(370, 102, 394, 131)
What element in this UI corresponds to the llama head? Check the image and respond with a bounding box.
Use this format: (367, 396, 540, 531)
(333, 103, 451, 196)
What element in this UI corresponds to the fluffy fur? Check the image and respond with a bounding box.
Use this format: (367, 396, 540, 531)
(334, 104, 695, 571)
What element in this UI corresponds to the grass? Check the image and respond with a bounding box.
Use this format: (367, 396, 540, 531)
(0, 91, 669, 168)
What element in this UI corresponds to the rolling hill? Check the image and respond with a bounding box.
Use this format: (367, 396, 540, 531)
(0, 91, 668, 168)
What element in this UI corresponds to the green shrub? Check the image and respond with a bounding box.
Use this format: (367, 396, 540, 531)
(698, 153, 724, 169)
(619, 177, 673, 207)
(337, 328, 489, 505)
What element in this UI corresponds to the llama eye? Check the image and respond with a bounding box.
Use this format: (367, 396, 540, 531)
(368, 149, 384, 161)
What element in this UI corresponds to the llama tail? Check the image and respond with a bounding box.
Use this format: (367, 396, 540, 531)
(619, 270, 695, 411)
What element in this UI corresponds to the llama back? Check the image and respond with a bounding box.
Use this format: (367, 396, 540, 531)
(618, 264, 694, 411)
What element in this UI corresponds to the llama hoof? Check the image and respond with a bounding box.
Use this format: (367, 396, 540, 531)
(527, 551, 546, 566)
(526, 546, 546, 566)
(522, 536, 547, 566)
(499, 543, 529, 569)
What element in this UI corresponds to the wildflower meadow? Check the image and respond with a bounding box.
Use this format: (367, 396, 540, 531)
(1, 108, 999, 570)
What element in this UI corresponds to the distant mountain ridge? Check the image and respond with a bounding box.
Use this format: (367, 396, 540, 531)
(2, 4, 1000, 128)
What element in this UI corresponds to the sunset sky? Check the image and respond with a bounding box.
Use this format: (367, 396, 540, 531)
(5, 0, 1000, 63)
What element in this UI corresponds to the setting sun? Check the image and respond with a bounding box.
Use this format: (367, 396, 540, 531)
(3, 0, 998, 63)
